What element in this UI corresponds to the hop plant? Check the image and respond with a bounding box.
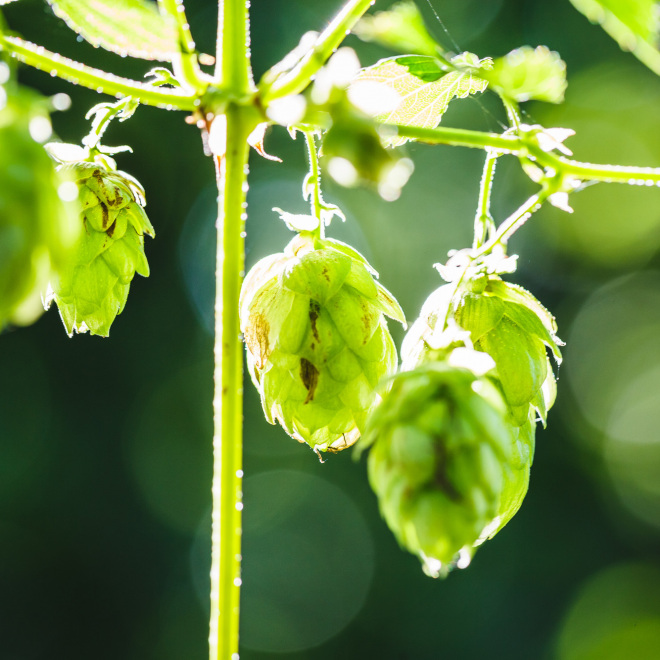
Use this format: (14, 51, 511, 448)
(240, 231, 405, 453)
(45, 158, 154, 336)
(359, 354, 521, 577)
(0, 80, 79, 329)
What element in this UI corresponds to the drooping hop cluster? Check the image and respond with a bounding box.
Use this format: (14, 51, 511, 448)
(46, 161, 154, 336)
(359, 357, 520, 577)
(0, 83, 80, 329)
(360, 269, 562, 575)
(240, 232, 405, 453)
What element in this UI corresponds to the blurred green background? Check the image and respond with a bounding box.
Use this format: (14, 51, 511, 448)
(2, 0, 660, 658)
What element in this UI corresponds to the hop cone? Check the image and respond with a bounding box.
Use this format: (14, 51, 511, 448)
(240, 232, 405, 453)
(398, 276, 562, 547)
(360, 358, 517, 576)
(47, 161, 154, 336)
(0, 84, 79, 328)
(402, 277, 561, 426)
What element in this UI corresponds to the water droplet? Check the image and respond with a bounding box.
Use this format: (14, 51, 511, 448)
(240, 231, 247, 238)
(233, 577, 242, 587)
(236, 469, 243, 478)
(235, 502, 243, 511)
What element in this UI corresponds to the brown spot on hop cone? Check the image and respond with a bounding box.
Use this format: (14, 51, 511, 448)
(300, 358, 319, 404)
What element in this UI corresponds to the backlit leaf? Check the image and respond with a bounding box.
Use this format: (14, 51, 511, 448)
(47, 0, 179, 61)
(353, 53, 489, 146)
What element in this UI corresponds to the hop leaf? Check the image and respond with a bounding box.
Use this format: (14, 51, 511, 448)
(359, 358, 523, 577)
(46, 160, 154, 336)
(240, 232, 405, 454)
(0, 84, 80, 329)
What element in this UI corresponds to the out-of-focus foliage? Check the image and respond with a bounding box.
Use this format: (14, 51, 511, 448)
(569, 0, 660, 75)
(46, 0, 180, 61)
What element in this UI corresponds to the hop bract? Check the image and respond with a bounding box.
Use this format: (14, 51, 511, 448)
(46, 161, 154, 336)
(240, 232, 405, 453)
(359, 358, 518, 577)
(0, 84, 80, 329)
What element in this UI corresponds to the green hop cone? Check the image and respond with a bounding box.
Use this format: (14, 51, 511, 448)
(402, 276, 561, 426)
(46, 160, 154, 336)
(359, 357, 517, 577)
(0, 82, 80, 328)
(240, 232, 405, 453)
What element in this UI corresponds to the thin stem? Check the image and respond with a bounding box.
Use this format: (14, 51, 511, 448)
(531, 144, 660, 186)
(391, 123, 660, 186)
(501, 96, 521, 130)
(158, 0, 208, 92)
(0, 35, 198, 110)
(391, 123, 523, 153)
(304, 130, 324, 238)
(209, 104, 251, 660)
(261, 0, 375, 102)
(473, 150, 498, 249)
(473, 186, 555, 258)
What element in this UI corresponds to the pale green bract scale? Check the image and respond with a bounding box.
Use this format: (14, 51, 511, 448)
(240, 233, 405, 454)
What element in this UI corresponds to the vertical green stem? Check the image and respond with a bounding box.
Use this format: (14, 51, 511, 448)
(210, 2, 253, 659)
(304, 130, 325, 239)
(210, 105, 251, 660)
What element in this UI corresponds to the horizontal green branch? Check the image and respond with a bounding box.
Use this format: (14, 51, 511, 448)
(0, 35, 198, 110)
(391, 123, 522, 153)
(393, 124, 660, 187)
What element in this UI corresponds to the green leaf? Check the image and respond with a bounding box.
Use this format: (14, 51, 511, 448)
(568, 0, 660, 76)
(46, 0, 179, 61)
(353, 53, 489, 146)
(485, 46, 567, 103)
(353, 1, 441, 57)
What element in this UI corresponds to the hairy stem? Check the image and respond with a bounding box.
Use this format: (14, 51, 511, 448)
(473, 150, 498, 249)
(210, 2, 253, 659)
(304, 130, 325, 239)
(392, 124, 660, 186)
(158, 0, 208, 92)
(474, 186, 555, 258)
(210, 104, 250, 660)
(260, 0, 375, 102)
(217, 0, 253, 93)
(0, 35, 198, 110)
